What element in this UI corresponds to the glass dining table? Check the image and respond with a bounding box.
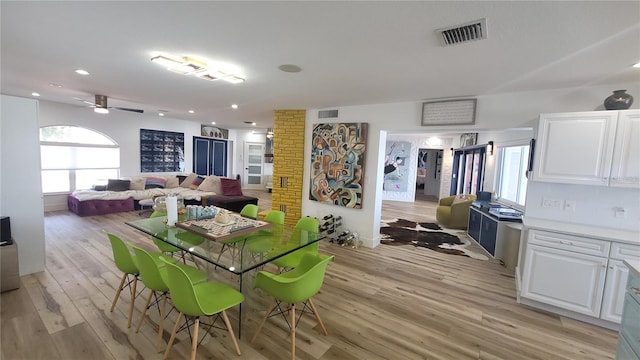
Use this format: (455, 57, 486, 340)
(126, 213, 322, 337)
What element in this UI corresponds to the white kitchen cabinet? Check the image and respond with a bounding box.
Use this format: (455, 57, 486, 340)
(610, 110, 640, 188)
(534, 109, 640, 188)
(602, 243, 640, 323)
(521, 243, 607, 317)
(520, 228, 640, 326)
(601, 259, 629, 323)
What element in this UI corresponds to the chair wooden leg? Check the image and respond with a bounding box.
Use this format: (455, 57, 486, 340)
(251, 299, 276, 343)
(127, 277, 137, 328)
(111, 273, 127, 312)
(221, 310, 241, 356)
(290, 303, 296, 360)
(163, 312, 182, 360)
(191, 317, 199, 360)
(158, 293, 166, 352)
(136, 289, 154, 333)
(308, 298, 328, 336)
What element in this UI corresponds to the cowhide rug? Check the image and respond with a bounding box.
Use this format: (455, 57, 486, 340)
(380, 218, 488, 260)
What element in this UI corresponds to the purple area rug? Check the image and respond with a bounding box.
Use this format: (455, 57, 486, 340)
(380, 218, 488, 260)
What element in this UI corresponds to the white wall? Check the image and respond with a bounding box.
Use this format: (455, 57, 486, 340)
(38, 100, 203, 177)
(525, 182, 639, 231)
(1, 95, 46, 275)
(302, 82, 640, 248)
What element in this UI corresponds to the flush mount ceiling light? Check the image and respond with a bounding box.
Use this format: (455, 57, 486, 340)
(278, 64, 302, 73)
(75, 69, 90, 75)
(151, 52, 245, 83)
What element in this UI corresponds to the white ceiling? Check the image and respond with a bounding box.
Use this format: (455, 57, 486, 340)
(2, 1, 639, 130)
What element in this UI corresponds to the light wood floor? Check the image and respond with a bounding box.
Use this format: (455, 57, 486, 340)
(1, 189, 618, 359)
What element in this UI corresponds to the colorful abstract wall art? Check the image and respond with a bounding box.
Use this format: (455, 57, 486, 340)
(310, 123, 368, 208)
(383, 141, 411, 192)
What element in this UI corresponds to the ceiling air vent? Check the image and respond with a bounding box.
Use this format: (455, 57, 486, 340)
(318, 109, 339, 119)
(436, 18, 487, 46)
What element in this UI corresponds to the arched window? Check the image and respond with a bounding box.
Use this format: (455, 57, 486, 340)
(40, 126, 120, 193)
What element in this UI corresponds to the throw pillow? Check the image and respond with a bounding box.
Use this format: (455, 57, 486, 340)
(189, 175, 206, 190)
(106, 179, 131, 192)
(452, 194, 470, 204)
(145, 176, 167, 189)
(93, 185, 107, 191)
(129, 177, 145, 191)
(220, 177, 243, 196)
(180, 173, 198, 188)
(198, 175, 221, 194)
(165, 176, 179, 188)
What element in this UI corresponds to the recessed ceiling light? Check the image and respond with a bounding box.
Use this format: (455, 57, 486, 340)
(252, 122, 256, 126)
(231, 104, 238, 109)
(31, 92, 40, 97)
(211, 121, 216, 125)
(633, 62, 640, 68)
(75, 69, 90, 75)
(278, 64, 302, 73)
(189, 110, 195, 114)
(159, 113, 165, 117)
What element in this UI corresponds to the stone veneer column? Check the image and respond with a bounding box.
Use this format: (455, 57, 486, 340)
(272, 110, 306, 226)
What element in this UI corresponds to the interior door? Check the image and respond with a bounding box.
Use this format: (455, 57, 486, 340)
(243, 142, 264, 189)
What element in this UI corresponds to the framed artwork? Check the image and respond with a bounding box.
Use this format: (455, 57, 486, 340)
(383, 141, 410, 192)
(421, 98, 476, 126)
(309, 123, 368, 208)
(140, 129, 184, 172)
(459, 133, 478, 147)
(200, 125, 228, 139)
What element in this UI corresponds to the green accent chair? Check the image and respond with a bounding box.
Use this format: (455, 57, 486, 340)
(160, 257, 245, 360)
(129, 243, 207, 351)
(269, 217, 319, 270)
(103, 230, 176, 328)
(435, 194, 477, 229)
(251, 252, 334, 360)
(216, 204, 259, 264)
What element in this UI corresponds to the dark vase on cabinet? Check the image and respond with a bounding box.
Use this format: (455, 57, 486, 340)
(604, 90, 634, 110)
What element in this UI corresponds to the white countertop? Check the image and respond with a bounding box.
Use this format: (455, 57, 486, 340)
(624, 259, 640, 277)
(522, 216, 640, 245)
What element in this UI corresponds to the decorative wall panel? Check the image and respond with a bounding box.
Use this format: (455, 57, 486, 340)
(140, 129, 184, 172)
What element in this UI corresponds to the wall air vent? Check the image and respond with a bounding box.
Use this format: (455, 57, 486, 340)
(318, 109, 339, 119)
(436, 18, 487, 46)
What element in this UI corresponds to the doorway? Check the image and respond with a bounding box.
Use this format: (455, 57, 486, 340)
(417, 148, 442, 199)
(243, 142, 265, 190)
(450, 146, 486, 195)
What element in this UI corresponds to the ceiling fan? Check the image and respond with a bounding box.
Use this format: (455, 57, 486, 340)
(75, 95, 144, 114)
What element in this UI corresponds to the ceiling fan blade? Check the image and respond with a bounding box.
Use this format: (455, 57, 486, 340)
(111, 107, 144, 114)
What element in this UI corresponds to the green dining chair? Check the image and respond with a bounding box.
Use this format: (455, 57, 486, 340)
(216, 204, 260, 264)
(269, 217, 320, 271)
(251, 252, 334, 360)
(103, 230, 177, 328)
(129, 243, 208, 352)
(149, 211, 205, 267)
(159, 257, 245, 360)
(245, 210, 285, 264)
